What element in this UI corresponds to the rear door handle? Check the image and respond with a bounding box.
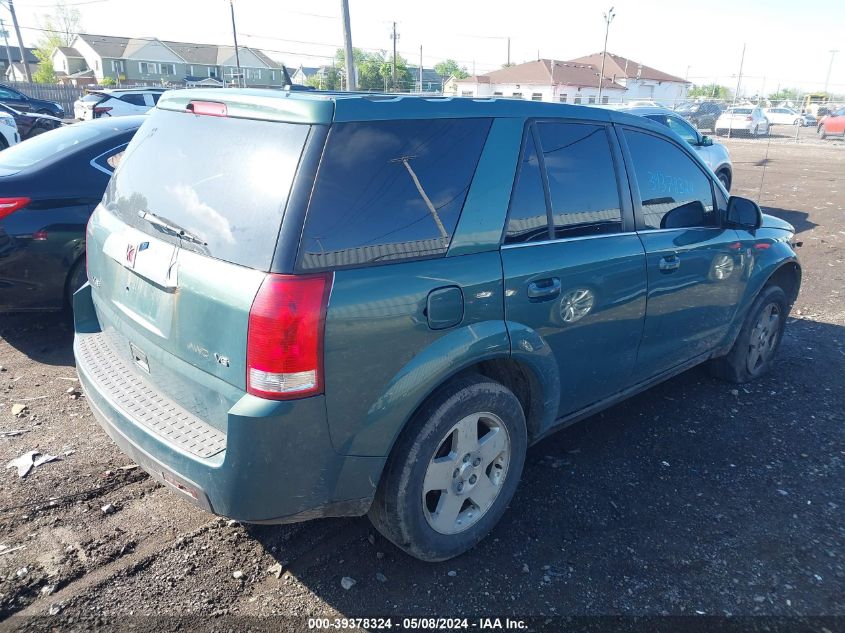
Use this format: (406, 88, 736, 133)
(527, 277, 561, 300)
(658, 255, 681, 272)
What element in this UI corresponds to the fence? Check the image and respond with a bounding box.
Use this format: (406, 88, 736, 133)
(7, 82, 82, 116)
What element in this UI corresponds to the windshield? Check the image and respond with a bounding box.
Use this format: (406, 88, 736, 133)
(676, 103, 698, 113)
(0, 122, 114, 170)
(105, 109, 311, 271)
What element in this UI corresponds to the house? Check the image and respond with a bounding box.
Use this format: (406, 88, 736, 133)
(442, 75, 461, 96)
(52, 33, 285, 88)
(5, 61, 39, 82)
(568, 52, 689, 105)
(291, 65, 321, 85)
(406, 66, 443, 92)
(455, 59, 625, 104)
(0, 46, 38, 79)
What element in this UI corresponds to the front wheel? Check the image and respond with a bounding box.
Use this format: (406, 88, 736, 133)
(819, 126, 828, 139)
(369, 375, 527, 561)
(709, 285, 789, 383)
(717, 170, 731, 191)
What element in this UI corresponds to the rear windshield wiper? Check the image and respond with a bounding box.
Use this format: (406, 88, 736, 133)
(137, 210, 207, 246)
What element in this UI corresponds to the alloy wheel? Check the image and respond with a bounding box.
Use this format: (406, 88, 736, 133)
(422, 412, 511, 535)
(746, 302, 781, 373)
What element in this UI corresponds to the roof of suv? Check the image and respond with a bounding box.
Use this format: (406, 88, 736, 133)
(156, 88, 671, 129)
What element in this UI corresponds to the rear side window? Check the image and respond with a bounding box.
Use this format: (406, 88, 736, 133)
(106, 109, 310, 270)
(298, 118, 491, 270)
(120, 94, 146, 106)
(537, 122, 622, 239)
(504, 133, 549, 244)
(624, 129, 716, 230)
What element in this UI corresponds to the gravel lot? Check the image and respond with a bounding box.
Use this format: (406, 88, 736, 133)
(1, 135, 843, 631)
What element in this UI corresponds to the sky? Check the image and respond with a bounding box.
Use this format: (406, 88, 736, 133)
(10, 0, 845, 95)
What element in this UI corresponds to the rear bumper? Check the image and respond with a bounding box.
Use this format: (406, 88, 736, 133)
(73, 283, 383, 523)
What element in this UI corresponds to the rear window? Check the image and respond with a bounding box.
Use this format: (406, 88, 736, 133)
(105, 109, 310, 271)
(0, 122, 111, 170)
(730, 108, 752, 114)
(298, 118, 491, 270)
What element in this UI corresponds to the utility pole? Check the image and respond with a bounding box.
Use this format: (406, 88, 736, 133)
(729, 43, 746, 139)
(6, 0, 29, 82)
(824, 49, 838, 94)
(229, 0, 242, 87)
(0, 19, 13, 79)
(340, 0, 355, 90)
(391, 21, 398, 91)
(507, 37, 510, 66)
(597, 7, 615, 104)
(419, 45, 423, 93)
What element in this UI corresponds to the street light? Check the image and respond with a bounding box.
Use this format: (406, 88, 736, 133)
(597, 7, 615, 104)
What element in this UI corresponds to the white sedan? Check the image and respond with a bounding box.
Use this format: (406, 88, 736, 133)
(764, 107, 808, 126)
(715, 106, 771, 137)
(73, 88, 166, 121)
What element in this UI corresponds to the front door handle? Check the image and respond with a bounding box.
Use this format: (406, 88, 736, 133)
(658, 254, 681, 272)
(527, 277, 561, 300)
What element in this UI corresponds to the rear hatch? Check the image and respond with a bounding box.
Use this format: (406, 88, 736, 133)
(86, 94, 320, 429)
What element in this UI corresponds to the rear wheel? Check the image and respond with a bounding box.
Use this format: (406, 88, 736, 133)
(369, 375, 527, 561)
(709, 285, 788, 383)
(65, 257, 87, 310)
(819, 126, 827, 139)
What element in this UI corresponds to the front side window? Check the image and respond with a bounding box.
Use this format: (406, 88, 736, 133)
(624, 129, 716, 230)
(120, 93, 146, 106)
(665, 115, 699, 145)
(299, 118, 492, 270)
(538, 122, 622, 239)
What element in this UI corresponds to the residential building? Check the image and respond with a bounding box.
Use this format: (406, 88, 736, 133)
(406, 66, 444, 92)
(569, 52, 689, 105)
(52, 33, 284, 88)
(455, 59, 625, 104)
(291, 65, 321, 85)
(0, 47, 38, 79)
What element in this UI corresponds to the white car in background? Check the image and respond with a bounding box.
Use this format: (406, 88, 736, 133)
(764, 107, 811, 126)
(0, 108, 19, 149)
(73, 88, 166, 120)
(715, 106, 770, 137)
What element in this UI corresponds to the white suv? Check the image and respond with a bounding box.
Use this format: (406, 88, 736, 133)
(0, 109, 19, 149)
(73, 88, 166, 120)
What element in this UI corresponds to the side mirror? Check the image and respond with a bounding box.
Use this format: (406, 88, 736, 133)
(700, 135, 714, 147)
(726, 196, 762, 230)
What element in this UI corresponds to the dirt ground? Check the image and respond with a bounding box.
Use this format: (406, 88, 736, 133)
(0, 134, 843, 632)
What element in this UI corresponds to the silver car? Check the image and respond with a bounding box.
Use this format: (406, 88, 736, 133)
(616, 106, 734, 190)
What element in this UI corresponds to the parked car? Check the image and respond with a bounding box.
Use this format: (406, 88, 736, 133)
(0, 102, 62, 141)
(817, 107, 845, 139)
(0, 116, 142, 312)
(0, 83, 64, 118)
(715, 106, 770, 137)
(74, 88, 166, 120)
(764, 107, 811, 126)
(674, 101, 724, 132)
(0, 106, 19, 149)
(617, 106, 733, 190)
(75, 92, 801, 561)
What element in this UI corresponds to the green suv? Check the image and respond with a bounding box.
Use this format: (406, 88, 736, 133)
(74, 90, 801, 561)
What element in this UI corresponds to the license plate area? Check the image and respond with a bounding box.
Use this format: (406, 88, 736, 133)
(129, 342, 150, 373)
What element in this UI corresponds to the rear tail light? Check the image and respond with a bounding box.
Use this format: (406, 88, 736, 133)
(32, 230, 48, 241)
(746, 115, 753, 121)
(0, 196, 30, 221)
(93, 106, 112, 117)
(246, 273, 333, 400)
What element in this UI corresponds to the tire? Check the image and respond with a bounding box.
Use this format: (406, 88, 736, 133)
(819, 126, 827, 139)
(709, 285, 789, 383)
(65, 257, 87, 310)
(36, 109, 52, 116)
(0, 135, 8, 150)
(717, 169, 731, 191)
(368, 374, 527, 561)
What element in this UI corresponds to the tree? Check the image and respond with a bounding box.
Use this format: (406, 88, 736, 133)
(688, 83, 731, 99)
(305, 66, 341, 90)
(33, 2, 82, 83)
(335, 47, 412, 91)
(768, 87, 800, 103)
(434, 59, 468, 79)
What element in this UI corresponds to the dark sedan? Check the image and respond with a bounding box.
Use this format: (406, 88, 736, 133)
(0, 116, 143, 312)
(0, 83, 64, 118)
(0, 102, 62, 140)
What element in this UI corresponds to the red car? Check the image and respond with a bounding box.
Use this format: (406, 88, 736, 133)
(818, 106, 845, 139)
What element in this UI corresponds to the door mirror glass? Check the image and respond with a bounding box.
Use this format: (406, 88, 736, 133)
(700, 135, 713, 147)
(660, 200, 707, 229)
(727, 196, 762, 229)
